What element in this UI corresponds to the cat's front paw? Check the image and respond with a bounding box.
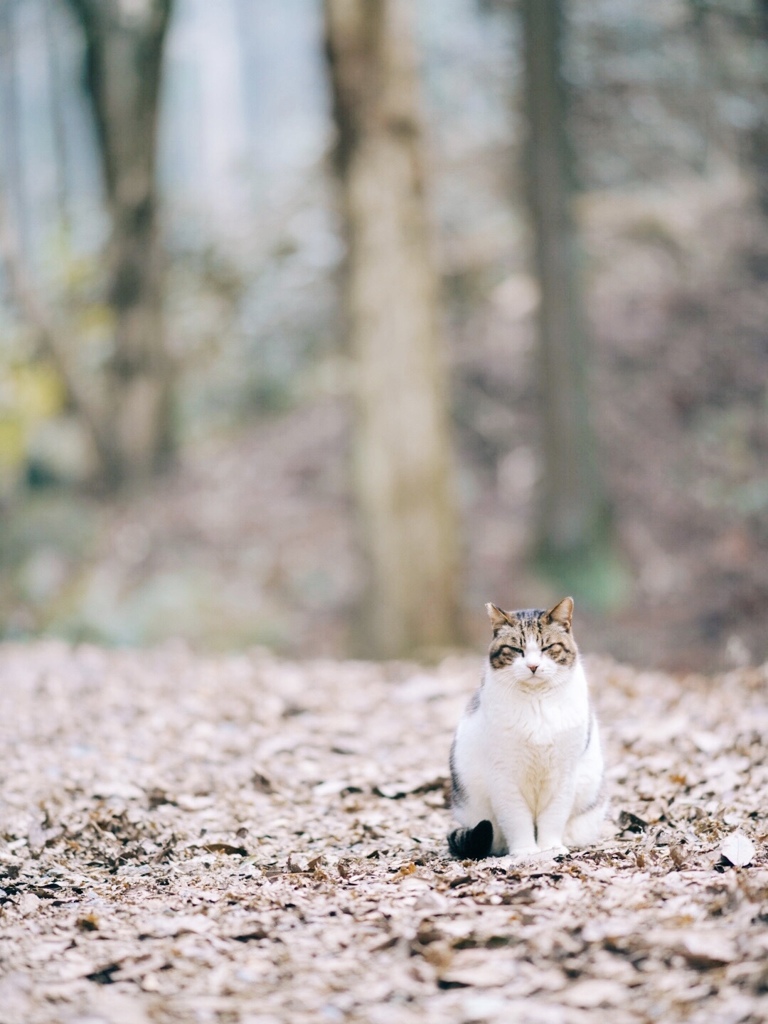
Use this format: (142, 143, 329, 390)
(537, 845, 570, 858)
(507, 846, 541, 862)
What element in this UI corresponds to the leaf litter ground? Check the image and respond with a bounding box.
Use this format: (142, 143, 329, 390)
(0, 643, 766, 1023)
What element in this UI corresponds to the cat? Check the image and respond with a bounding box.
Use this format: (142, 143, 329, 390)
(448, 596, 605, 860)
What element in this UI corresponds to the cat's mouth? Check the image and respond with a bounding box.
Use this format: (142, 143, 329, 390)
(519, 670, 556, 689)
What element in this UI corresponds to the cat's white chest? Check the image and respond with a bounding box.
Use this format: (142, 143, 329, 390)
(481, 672, 588, 806)
(483, 670, 587, 745)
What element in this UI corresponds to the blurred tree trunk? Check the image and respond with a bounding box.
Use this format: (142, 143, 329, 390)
(66, 0, 174, 489)
(753, 0, 768, 220)
(324, 0, 461, 658)
(522, 0, 620, 600)
(44, 0, 71, 236)
(0, 0, 27, 260)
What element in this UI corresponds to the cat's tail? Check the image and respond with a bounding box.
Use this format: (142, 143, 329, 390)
(447, 819, 493, 860)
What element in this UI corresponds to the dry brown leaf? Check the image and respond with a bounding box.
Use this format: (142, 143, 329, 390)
(200, 842, 249, 856)
(678, 932, 739, 969)
(559, 978, 626, 1008)
(438, 950, 517, 989)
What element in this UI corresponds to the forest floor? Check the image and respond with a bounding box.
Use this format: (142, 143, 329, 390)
(0, 642, 766, 1024)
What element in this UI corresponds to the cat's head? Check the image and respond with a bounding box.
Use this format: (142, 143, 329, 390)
(484, 597, 578, 687)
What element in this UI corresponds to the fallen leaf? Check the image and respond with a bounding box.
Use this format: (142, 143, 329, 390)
(719, 832, 755, 868)
(618, 810, 649, 833)
(395, 862, 417, 879)
(18, 893, 40, 916)
(438, 950, 517, 989)
(139, 915, 214, 938)
(200, 842, 248, 856)
(678, 932, 738, 969)
(559, 978, 626, 1008)
(373, 776, 446, 799)
(231, 928, 268, 942)
(27, 822, 63, 856)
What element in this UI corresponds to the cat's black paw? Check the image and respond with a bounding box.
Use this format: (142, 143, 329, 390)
(448, 819, 494, 860)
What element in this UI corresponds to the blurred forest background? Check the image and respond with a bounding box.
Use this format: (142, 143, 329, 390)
(1, 0, 767, 671)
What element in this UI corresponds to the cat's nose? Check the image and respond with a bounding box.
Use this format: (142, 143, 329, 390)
(527, 662, 539, 674)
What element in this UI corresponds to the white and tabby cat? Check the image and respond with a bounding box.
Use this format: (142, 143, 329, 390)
(448, 597, 605, 860)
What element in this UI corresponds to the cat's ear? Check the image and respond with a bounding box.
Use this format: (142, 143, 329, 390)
(486, 603, 512, 632)
(544, 596, 574, 630)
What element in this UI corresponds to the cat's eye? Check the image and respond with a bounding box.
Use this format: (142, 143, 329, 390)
(543, 643, 563, 654)
(498, 644, 523, 656)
